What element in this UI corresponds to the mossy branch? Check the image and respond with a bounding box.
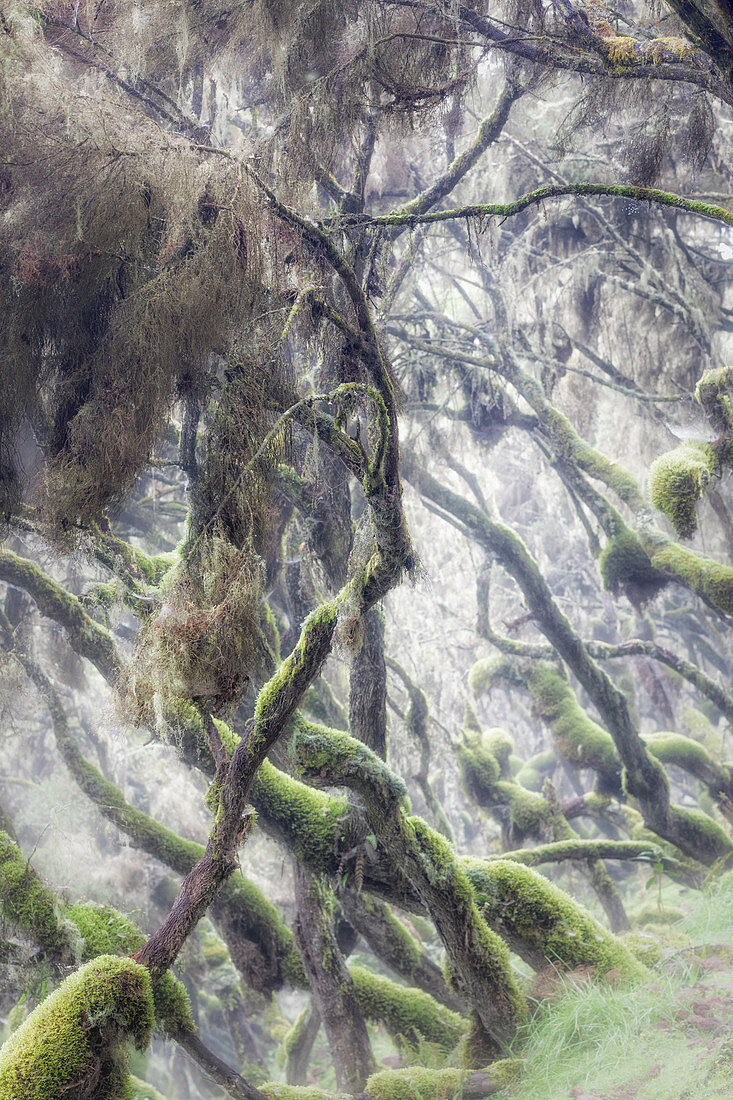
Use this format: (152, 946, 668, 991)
(493, 839, 702, 887)
(0, 549, 120, 680)
(133, 351, 410, 975)
(331, 183, 733, 231)
(0, 617, 305, 995)
(289, 724, 545, 1058)
(403, 455, 733, 865)
(386, 658, 454, 839)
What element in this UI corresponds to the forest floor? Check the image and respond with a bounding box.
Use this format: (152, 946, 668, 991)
(502, 945, 733, 1099)
(496, 876, 733, 1100)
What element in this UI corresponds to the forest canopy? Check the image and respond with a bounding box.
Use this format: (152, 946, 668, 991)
(1, 0, 733, 1097)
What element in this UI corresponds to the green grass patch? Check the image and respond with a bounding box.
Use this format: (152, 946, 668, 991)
(497, 876, 733, 1099)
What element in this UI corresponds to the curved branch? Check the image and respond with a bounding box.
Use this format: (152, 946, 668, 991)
(334, 182, 733, 230)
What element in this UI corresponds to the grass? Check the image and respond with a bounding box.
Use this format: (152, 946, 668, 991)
(679, 871, 733, 942)
(497, 873, 733, 1099)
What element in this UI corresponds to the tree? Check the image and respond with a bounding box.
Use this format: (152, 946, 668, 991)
(1, 0, 733, 1096)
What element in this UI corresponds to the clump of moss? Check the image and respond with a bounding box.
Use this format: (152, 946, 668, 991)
(465, 859, 646, 979)
(515, 749, 556, 791)
(459, 729, 551, 841)
(349, 965, 466, 1049)
(648, 541, 733, 615)
(458, 731, 500, 794)
(633, 903, 685, 926)
(0, 955, 154, 1099)
(598, 529, 668, 605)
(262, 1086, 333, 1100)
(250, 758, 348, 875)
(526, 666, 621, 793)
(0, 831, 69, 957)
(66, 903, 194, 1035)
(649, 441, 718, 538)
(366, 1067, 465, 1100)
(468, 655, 517, 697)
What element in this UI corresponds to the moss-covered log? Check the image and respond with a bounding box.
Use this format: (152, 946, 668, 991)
(463, 859, 645, 978)
(0, 955, 154, 1100)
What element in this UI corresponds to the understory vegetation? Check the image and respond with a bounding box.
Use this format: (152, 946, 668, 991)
(1, 0, 733, 1097)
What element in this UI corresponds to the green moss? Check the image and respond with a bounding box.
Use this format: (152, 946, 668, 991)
(292, 720, 408, 804)
(366, 1061, 522, 1100)
(82, 581, 120, 611)
(649, 542, 733, 615)
(277, 1005, 314, 1068)
(458, 732, 500, 793)
(219, 875, 307, 988)
(0, 955, 154, 1099)
(667, 802, 732, 860)
(649, 441, 718, 538)
(499, 782, 551, 836)
(483, 729, 514, 776)
(250, 758, 348, 874)
(526, 666, 621, 790)
(0, 832, 68, 957)
(543, 407, 644, 507)
(468, 655, 516, 696)
(644, 732, 720, 785)
(128, 1075, 167, 1100)
(253, 603, 338, 737)
(515, 750, 555, 791)
(619, 930, 668, 967)
(633, 903, 685, 926)
(598, 529, 667, 602)
(65, 904, 194, 1035)
(464, 860, 646, 979)
(262, 1086, 334, 1100)
(459, 730, 550, 838)
(695, 365, 733, 406)
(351, 894, 423, 975)
(349, 965, 466, 1049)
(0, 550, 120, 680)
(486, 1058, 523, 1085)
(366, 1067, 464, 1100)
(409, 818, 528, 1044)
